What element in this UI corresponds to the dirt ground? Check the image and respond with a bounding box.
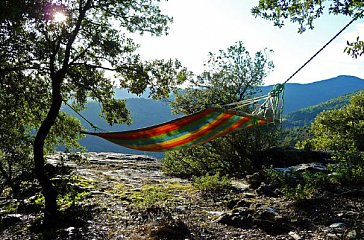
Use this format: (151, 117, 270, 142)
(0, 152, 363, 239)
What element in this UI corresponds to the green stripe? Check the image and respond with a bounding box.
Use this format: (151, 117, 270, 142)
(108, 111, 222, 146)
(165, 115, 250, 151)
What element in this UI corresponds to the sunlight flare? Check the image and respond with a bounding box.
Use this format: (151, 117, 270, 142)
(53, 11, 67, 23)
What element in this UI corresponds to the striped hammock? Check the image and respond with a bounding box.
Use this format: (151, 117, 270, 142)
(82, 84, 284, 152)
(83, 107, 270, 152)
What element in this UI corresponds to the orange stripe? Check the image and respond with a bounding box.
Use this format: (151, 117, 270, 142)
(96, 108, 216, 139)
(199, 116, 252, 144)
(126, 113, 235, 151)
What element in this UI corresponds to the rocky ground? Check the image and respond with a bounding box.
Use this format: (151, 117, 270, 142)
(0, 152, 363, 239)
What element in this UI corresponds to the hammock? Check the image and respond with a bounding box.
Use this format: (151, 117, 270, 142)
(82, 85, 284, 152)
(84, 107, 269, 152)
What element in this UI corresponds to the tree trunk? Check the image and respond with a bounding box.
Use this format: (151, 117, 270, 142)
(33, 74, 63, 225)
(0, 162, 20, 197)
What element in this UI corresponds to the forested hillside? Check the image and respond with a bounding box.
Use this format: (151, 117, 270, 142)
(284, 89, 364, 128)
(261, 75, 364, 113)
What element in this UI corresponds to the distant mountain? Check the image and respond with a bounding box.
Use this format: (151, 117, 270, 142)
(261, 75, 364, 113)
(284, 89, 364, 128)
(64, 75, 364, 157)
(113, 88, 152, 99)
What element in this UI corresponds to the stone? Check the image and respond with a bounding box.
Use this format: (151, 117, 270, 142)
(256, 207, 278, 221)
(175, 205, 186, 213)
(329, 222, 346, 229)
(256, 183, 279, 197)
(243, 192, 256, 199)
(326, 233, 342, 239)
(253, 207, 290, 234)
(216, 209, 253, 228)
(246, 171, 265, 189)
(231, 180, 250, 192)
(288, 231, 302, 240)
(226, 198, 251, 210)
(1, 214, 22, 228)
(346, 229, 357, 239)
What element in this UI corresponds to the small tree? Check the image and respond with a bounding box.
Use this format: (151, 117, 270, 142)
(1, 0, 186, 224)
(164, 42, 276, 177)
(300, 93, 364, 152)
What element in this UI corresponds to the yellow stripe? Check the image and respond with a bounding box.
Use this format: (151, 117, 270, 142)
(124, 113, 227, 149)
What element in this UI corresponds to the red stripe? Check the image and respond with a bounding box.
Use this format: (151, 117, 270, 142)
(201, 116, 252, 143)
(131, 113, 234, 151)
(95, 108, 216, 140)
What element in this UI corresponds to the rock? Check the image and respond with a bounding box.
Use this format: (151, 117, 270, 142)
(329, 222, 346, 230)
(235, 199, 252, 208)
(246, 171, 265, 189)
(175, 205, 186, 213)
(216, 208, 254, 228)
(231, 180, 250, 192)
(243, 192, 256, 199)
(226, 199, 251, 210)
(326, 233, 342, 239)
(1, 214, 22, 228)
(346, 229, 357, 239)
(207, 211, 224, 217)
(288, 231, 302, 240)
(325, 223, 347, 239)
(253, 207, 290, 234)
(289, 163, 327, 173)
(256, 207, 278, 222)
(256, 183, 279, 197)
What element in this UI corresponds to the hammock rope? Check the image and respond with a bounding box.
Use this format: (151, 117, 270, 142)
(77, 11, 362, 151)
(282, 9, 364, 85)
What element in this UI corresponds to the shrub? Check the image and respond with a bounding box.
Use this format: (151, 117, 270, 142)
(266, 169, 328, 201)
(329, 150, 364, 185)
(192, 173, 232, 193)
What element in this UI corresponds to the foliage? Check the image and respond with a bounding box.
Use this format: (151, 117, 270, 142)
(164, 41, 277, 177)
(252, 0, 364, 33)
(284, 90, 360, 128)
(345, 36, 364, 58)
(267, 169, 327, 200)
(267, 150, 364, 200)
(329, 150, 364, 185)
(127, 182, 192, 209)
(1, 0, 187, 221)
(252, 0, 364, 58)
(164, 124, 278, 177)
(299, 93, 364, 152)
(57, 191, 90, 210)
(192, 173, 232, 193)
(171, 41, 273, 114)
(31, 189, 90, 211)
(279, 126, 311, 148)
(272, 93, 364, 201)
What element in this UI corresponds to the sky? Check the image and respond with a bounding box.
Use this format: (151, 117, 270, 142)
(132, 0, 364, 86)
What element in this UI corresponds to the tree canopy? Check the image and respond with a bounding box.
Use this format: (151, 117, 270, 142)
(164, 42, 277, 177)
(252, 0, 364, 57)
(299, 93, 364, 152)
(252, 0, 364, 33)
(0, 0, 186, 224)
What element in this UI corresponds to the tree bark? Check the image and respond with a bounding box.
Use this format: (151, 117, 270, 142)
(33, 73, 63, 225)
(0, 162, 20, 197)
